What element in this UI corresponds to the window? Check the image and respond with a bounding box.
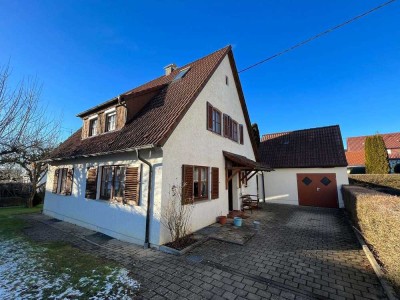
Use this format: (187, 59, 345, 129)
(212, 109, 221, 134)
(193, 166, 208, 199)
(89, 118, 98, 137)
(225, 75, 229, 86)
(105, 112, 116, 132)
(173, 67, 190, 81)
(52, 168, 73, 195)
(100, 166, 127, 200)
(232, 120, 238, 142)
(182, 165, 219, 203)
(59, 168, 68, 193)
(207, 102, 222, 135)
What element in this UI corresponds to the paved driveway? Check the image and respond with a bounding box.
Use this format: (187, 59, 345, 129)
(22, 204, 387, 299)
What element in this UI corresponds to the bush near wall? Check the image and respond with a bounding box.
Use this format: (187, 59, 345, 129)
(342, 185, 400, 294)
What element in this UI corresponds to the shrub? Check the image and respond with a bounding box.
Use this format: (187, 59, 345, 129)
(160, 184, 194, 249)
(342, 185, 400, 294)
(365, 135, 390, 174)
(394, 164, 400, 174)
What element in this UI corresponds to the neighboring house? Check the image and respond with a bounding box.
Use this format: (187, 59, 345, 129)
(258, 125, 348, 208)
(43, 46, 270, 247)
(346, 132, 400, 173)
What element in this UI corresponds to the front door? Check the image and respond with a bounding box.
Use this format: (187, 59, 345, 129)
(296, 173, 338, 208)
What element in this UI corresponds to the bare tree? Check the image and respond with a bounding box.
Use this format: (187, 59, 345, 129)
(161, 184, 194, 249)
(0, 63, 60, 207)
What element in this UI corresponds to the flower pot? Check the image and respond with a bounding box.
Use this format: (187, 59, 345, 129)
(233, 217, 242, 227)
(218, 216, 227, 225)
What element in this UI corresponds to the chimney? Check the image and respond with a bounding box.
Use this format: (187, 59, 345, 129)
(164, 63, 177, 76)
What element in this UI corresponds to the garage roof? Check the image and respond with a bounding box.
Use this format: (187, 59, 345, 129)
(259, 125, 347, 168)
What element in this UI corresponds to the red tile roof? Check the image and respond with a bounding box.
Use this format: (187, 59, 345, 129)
(49, 46, 258, 161)
(347, 132, 400, 151)
(259, 125, 347, 168)
(345, 151, 365, 166)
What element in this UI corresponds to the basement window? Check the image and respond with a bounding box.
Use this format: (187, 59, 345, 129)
(173, 67, 190, 81)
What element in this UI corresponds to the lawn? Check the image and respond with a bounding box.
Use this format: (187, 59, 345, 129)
(0, 205, 139, 299)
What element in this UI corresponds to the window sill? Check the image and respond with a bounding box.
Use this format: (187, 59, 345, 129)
(193, 197, 211, 203)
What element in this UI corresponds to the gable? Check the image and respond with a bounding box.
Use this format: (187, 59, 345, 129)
(48, 46, 232, 161)
(162, 54, 258, 160)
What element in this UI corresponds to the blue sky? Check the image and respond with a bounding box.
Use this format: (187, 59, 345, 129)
(0, 1, 399, 147)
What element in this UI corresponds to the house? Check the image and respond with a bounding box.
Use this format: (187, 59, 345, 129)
(258, 125, 348, 208)
(345, 132, 400, 173)
(43, 46, 270, 247)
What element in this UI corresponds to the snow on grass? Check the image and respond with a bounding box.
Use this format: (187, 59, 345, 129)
(0, 237, 139, 299)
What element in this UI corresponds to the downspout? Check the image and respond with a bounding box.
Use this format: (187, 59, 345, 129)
(137, 149, 153, 249)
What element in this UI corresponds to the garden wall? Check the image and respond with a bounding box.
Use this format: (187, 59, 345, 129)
(342, 185, 400, 294)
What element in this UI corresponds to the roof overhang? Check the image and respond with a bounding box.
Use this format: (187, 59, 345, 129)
(39, 144, 155, 163)
(223, 151, 273, 172)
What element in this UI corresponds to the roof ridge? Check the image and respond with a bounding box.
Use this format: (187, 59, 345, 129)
(347, 131, 400, 140)
(122, 45, 231, 96)
(261, 124, 339, 138)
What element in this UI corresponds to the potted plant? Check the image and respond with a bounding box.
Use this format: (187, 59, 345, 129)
(217, 215, 227, 225)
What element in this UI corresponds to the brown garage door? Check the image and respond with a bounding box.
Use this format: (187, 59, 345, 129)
(296, 173, 338, 208)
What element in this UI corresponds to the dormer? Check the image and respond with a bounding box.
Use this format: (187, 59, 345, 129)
(77, 96, 127, 139)
(77, 83, 168, 140)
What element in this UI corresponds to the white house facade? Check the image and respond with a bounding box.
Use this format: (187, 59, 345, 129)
(43, 46, 267, 247)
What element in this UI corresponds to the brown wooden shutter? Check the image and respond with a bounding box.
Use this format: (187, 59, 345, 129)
(239, 124, 244, 144)
(211, 167, 219, 199)
(81, 118, 89, 139)
(228, 116, 232, 139)
(65, 168, 74, 196)
(85, 167, 98, 199)
(116, 105, 127, 130)
(223, 114, 228, 137)
(125, 167, 139, 205)
(207, 102, 213, 130)
(98, 112, 105, 134)
(52, 169, 59, 193)
(182, 165, 194, 204)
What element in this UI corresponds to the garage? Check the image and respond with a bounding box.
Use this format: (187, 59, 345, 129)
(296, 173, 338, 208)
(258, 125, 348, 208)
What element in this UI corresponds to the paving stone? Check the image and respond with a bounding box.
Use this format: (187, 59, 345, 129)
(20, 204, 388, 300)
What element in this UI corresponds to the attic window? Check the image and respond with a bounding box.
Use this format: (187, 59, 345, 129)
(173, 67, 190, 81)
(225, 76, 229, 85)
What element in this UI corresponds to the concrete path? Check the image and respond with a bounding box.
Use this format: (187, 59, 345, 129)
(21, 204, 387, 299)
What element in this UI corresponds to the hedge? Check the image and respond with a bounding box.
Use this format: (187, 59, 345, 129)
(342, 185, 400, 294)
(349, 174, 400, 190)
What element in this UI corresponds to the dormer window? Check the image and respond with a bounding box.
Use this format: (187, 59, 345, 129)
(88, 118, 98, 137)
(105, 112, 116, 132)
(173, 67, 190, 82)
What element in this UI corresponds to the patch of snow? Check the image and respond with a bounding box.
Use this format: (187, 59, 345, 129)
(0, 237, 140, 299)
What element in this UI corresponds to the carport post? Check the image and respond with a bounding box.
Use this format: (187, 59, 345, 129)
(261, 172, 266, 203)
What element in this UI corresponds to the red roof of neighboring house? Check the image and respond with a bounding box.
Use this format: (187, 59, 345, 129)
(346, 132, 400, 165)
(345, 151, 365, 166)
(259, 125, 347, 168)
(48, 46, 258, 161)
(347, 132, 400, 151)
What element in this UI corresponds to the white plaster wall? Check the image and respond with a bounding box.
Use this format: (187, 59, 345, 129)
(43, 149, 163, 246)
(260, 167, 349, 208)
(161, 55, 258, 245)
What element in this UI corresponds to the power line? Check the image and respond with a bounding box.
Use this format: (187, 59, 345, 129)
(238, 0, 397, 73)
